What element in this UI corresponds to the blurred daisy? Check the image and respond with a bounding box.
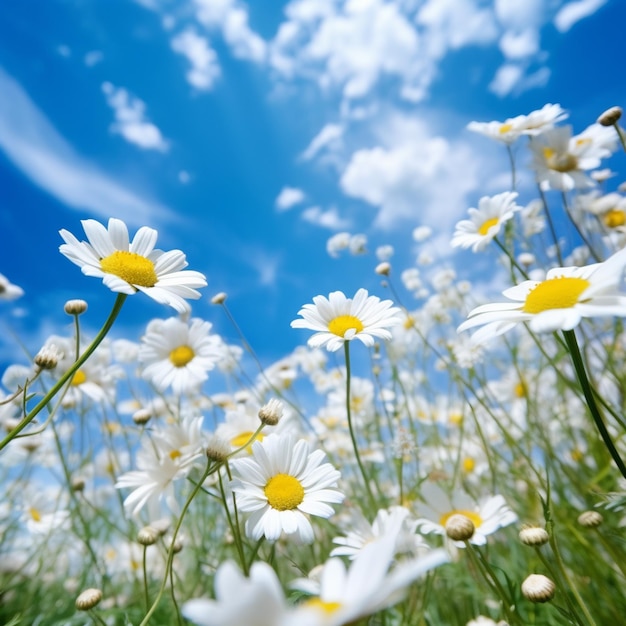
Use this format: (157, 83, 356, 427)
(467, 103, 567, 144)
(59, 218, 207, 313)
(458, 247, 626, 343)
(414, 483, 517, 547)
(291, 534, 449, 626)
(230, 434, 344, 542)
(0, 272, 24, 300)
(139, 317, 223, 395)
(183, 561, 289, 626)
(530, 124, 616, 191)
(451, 192, 521, 252)
(291, 289, 403, 352)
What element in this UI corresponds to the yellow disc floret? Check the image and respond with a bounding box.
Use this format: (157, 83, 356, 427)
(523, 276, 590, 314)
(264, 473, 305, 511)
(328, 315, 364, 337)
(304, 598, 342, 614)
(603, 209, 626, 228)
(100, 251, 158, 287)
(169, 345, 195, 367)
(440, 509, 483, 528)
(478, 217, 499, 236)
(71, 370, 87, 386)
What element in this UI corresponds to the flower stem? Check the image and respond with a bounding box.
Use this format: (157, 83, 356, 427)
(562, 329, 626, 480)
(0, 293, 127, 452)
(343, 342, 377, 509)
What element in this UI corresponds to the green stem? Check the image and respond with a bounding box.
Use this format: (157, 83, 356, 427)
(562, 329, 626, 480)
(343, 342, 377, 509)
(0, 293, 127, 451)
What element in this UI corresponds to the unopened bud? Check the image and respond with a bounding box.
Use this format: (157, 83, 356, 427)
(34, 344, 61, 370)
(211, 292, 227, 305)
(375, 262, 391, 276)
(71, 477, 86, 493)
(137, 526, 160, 546)
(64, 299, 88, 315)
(132, 409, 152, 425)
(577, 510, 603, 528)
(445, 514, 475, 541)
(206, 435, 231, 462)
(258, 399, 283, 426)
(521, 574, 555, 603)
(519, 525, 549, 546)
(75, 588, 103, 611)
(597, 106, 622, 127)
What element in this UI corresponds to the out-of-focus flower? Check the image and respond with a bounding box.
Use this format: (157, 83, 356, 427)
(0, 273, 24, 300)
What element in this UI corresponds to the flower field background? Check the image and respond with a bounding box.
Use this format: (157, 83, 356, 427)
(2, 104, 626, 626)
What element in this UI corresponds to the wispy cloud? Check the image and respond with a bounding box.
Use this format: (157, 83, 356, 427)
(171, 29, 221, 90)
(554, 0, 608, 32)
(275, 186, 305, 211)
(0, 67, 171, 225)
(102, 82, 168, 151)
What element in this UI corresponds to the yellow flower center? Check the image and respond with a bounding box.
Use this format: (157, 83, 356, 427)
(514, 381, 527, 398)
(570, 448, 584, 463)
(440, 509, 483, 528)
(71, 370, 87, 386)
(604, 209, 626, 228)
(100, 250, 158, 287)
(448, 411, 463, 426)
(543, 147, 578, 173)
(499, 123, 513, 134)
(29, 507, 42, 522)
(169, 449, 181, 460)
(404, 315, 415, 329)
(478, 217, 499, 236)
(522, 276, 590, 314)
(304, 598, 342, 614)
(462, 457, 475, 473)
(328, 314, 364, 337)
(264, 473, 305, 511)
(169, 345, 195, 367)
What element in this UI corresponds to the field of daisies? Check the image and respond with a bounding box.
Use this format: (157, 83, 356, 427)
(2, 103, 626, 626)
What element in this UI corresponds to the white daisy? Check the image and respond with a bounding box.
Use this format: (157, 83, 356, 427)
(59, 218, 207, 313)
(290, 534, 449, 626)
(291, 288, 403, 352)
(451, 192, 521, 253)
(139, 317, 223, 395)
(530, 124, 616, 191)
(414, 483, 517, 547)
(183, 561, 289, 626)
(458, 247, 626, 343)
(229, 434, 344, 543)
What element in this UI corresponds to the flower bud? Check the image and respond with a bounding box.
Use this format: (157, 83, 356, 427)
(577, 510, 603, 528)
(132, 409, 152, 426)
(519, 525, 549, 546)
(258, 399, 283, 426)
(75, 588, 103, 611)
(34, 344, 61, 370)
(375, 262, 391, 276)
(206, 435, 231, 462)
(521, 574, 555, 603)
(597, 106, 622, 127)
(137, 526, 160, 546)
(64, 299, 88, 315)
(445, 514, 475, 541)
(211, 292, 227, 305)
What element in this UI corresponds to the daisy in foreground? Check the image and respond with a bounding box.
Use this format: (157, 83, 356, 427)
(59, 218, 207, 313)
(291, 288, 403, 352)
(458, 247, 626, 343)
(229, 434, 344, 542)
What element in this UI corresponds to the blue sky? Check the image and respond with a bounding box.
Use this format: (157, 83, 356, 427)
(0, 0, 624, 367)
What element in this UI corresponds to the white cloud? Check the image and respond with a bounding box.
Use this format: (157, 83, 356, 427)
(339, 114, 480, 230)
(194, 0, 266, 63)
(0, 67, 170, 225)
(488, 63, 524, 97)
(499, 28, 539, 59)
(301, 123, 344, 161)
(101, 82, 168, 152)
(84, 51, 103, 67)
(554, 0, 608, 32)
(301, 206, 351, 230)
(275, 186, 305, 211)
(171, 29, 221, 90)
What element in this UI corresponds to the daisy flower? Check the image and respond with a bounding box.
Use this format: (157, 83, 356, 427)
(291, 288, 403, 352)
(183, 561, 289, 626)
(229, 434, 344, 543)
(290, 534, 449, 626)
(0, 272, 24, 301)
(139, 317, 223, 395)
(458, 247, 626, 343)
(59, 218, 207, 313)
(414, 483, 517, 547)
(530, 124, 616, 191)
(451, 192, 521, 252)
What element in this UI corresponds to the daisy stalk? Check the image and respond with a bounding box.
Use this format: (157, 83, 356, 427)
(0, 293, 127, 452)
(562, 328, 626, 480)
